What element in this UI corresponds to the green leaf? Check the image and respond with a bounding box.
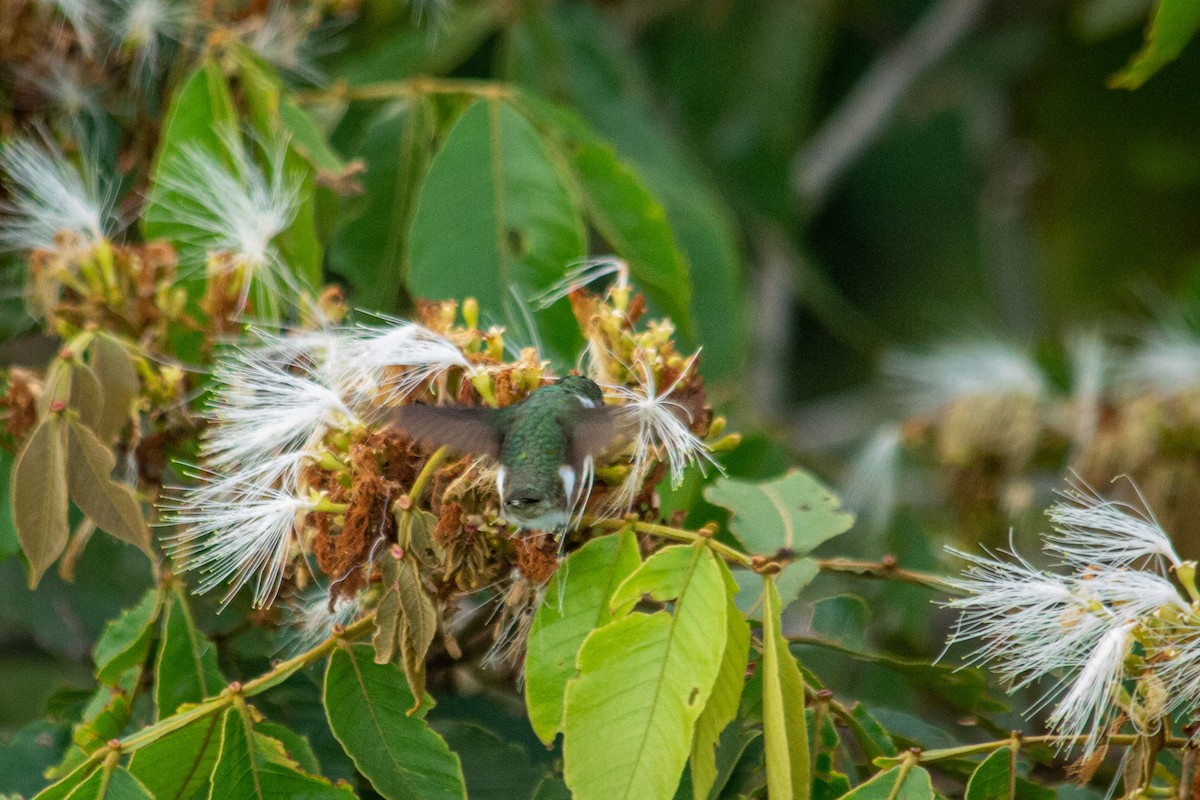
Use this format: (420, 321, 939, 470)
(563, 544, 727, 800)
(93, 592, 159, 686)
(705, 469, 854, 557)
(690, 560, 750, 800)
(848, 703, 898, 759)
(0, 448, 17, 562)
(13, 415, 70, 588)
(324, 643, 466, 800)
(65, 418, 152, 556)
(208, 706, 355, 799)
(437, 722, 552, 800)
(810, 595, 871, 651)
(524, 530, 641, 745)
(88, 334, 140, 443)
(143, 61, 238, 243)
(838, 764, 934, 800)
(761, 578, 810, 800)
(328, 97, 435, 313)
(519, 97, 694, 337)
(408, 98, 586, 362)
(154, 586, 224, 718)
(0, 721, 70, 796)
(965, 747, 1055, 800)
(257, 722, 322, 777)
(1111, 0, 1200, 89)
(36, 767, 153, 800)
(127, 712, 223, 800)
(67, 362, 103, 431)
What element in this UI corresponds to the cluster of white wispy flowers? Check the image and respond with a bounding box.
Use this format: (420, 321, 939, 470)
(162, 321, 469, 608)
(109, 0, 191, 83)
(0, 137, 113, 254)
(944, 481, 1199, 756)
(146, 131, 303, 320)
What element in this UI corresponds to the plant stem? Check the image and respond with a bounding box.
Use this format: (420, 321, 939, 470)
(814, 558, 959, 593)
(582, 516, 755, 568)
(93, 612, 377, 763)
(294, 77, 510, 104)
(909, 733, 1189, 764)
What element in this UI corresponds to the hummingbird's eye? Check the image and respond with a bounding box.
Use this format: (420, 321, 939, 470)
(506, 489, 543, 507)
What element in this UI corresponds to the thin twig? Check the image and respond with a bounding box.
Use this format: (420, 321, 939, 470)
(792, 0, 989, 211)
(815, 557, 959, 593)
(293, 77, 510, 104)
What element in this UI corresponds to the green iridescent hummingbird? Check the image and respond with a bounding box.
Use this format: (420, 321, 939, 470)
(386, 376, 621, 530)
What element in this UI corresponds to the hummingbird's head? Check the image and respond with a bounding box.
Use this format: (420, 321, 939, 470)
(496, 466, 571, 530)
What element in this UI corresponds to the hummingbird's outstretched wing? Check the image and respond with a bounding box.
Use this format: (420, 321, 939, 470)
(569, 407, 622, 468)
(384, 404, 504, 458)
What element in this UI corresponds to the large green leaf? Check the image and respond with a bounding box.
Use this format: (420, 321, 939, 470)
(437, 722, 552, 800)
(524, 530, 641, 745)
(154, 587, 224, 718)
(407, 98, 586, 362)
(328, 97, 436, 314)
(563, 544, 727, 800)
(127, 713, 222, 800)
(207, 706, 354, 799)
(705, 469, 854, 557)
(690, 560, 750, 800)
(13, 415, 69, 588)
(0, 721, 70, 797)
(323, 643, 466, 800)
(505, 4, 746, 379)
(761, 578, 809, 800)
(837, 765, 934, 800)
(964, 747, 1055, 800)
(142, 61, 238, 243)
(517, 97, 694, 337)
(1111, 0, 1200, 89)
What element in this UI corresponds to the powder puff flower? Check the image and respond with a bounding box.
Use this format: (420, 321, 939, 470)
(841, 424, 903, 532)
(242, 3, 326, 86)
(602, 357, 721, 513)
(146, 132, 303, 319)
(342, 318, 472, 406)
(0, 138, 113, 254)
(1046, 480, 1182, 572)
(884, 340, 1045, 415)
(110, 0, 191, 82)
(943, 482, 1190, 756)
(1121, 326, 1200, 396)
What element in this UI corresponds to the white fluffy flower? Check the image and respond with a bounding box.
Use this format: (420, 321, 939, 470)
(111, 0, 191, 80)
(165, 481, 316, 608)
(0, 138, 112, 253)
(602, 358, 721, 513)
(1121, 326, 1200, 396)
(342, 319, 472, 406)
(147, 133, 302, 317)
(242, 3, 325, 86)
(944, 482, 1190, 756)
(841, 424, 902, 532)
(1046, 481, 1182, 572)
(884, 341, 1045, 414)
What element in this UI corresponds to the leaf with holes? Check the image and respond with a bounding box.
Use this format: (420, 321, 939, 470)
(705, 469, 854, 557)
(324, 643, 466, 800)
(563, 544, 727, 800)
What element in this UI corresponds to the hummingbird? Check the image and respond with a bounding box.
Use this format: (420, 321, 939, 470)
(386, 376, 620, 530)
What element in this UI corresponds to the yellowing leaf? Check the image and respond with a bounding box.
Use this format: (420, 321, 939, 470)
(762, 577, 810, 800)
(525, 531, 641, 744)
(563, 544, 727, 800)
(89, 335, 140, 443)
(371, 550, 438, 713)
(13, 416, 70, 588)
(691, 559, 750, 800)
(66, 418, 151, 555)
